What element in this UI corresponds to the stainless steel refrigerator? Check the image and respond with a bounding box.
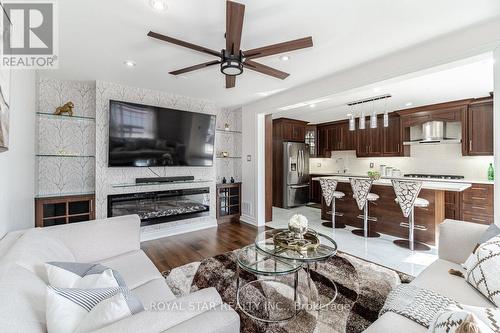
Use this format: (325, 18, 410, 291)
(283, 141, 310, 208)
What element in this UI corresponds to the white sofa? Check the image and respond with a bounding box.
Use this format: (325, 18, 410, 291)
(0, 215, 240, 333)
(365, 219, 494, 332)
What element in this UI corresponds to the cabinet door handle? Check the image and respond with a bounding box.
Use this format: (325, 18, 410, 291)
(471, 217, 486, 222)
(471, 206, 486, 210)
(469, 140, 472, 151)
(471, 197, 485, 200)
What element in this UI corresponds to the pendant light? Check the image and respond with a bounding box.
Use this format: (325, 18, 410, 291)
(359, 104, 366, 130)
(370, 100, 377, 129)
(383, 98, 389, 128)
(348, 105, 355, 131)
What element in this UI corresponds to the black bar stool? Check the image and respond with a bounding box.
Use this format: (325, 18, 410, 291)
(391, 179, 431, 251)
(319, 178, 345, 229)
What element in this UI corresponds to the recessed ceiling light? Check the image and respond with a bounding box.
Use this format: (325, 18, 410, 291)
(405, 102, 413, 107)
(149, 0, 168, 11)
(124, 60, 136, 68)
(279, 55, 290, 61)
(373, 87, 382, 93)
(309, 104, 316, 108)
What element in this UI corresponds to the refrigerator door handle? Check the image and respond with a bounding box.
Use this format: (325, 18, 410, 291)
(297, 150, 302, 177)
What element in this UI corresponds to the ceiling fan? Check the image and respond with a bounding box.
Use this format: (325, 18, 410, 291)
(147, 0, 313, 88)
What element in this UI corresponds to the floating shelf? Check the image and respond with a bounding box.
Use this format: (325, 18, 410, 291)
(35, 191, 95, 199)
(36, 112, 96, 121)
(112, 179, 213, 189)
(215, 129, 242, 134)
(36, 154, 95, 158)
(216, 156, 242, 159)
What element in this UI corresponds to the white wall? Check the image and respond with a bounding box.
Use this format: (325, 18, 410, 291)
(241, 18, 500, 226)
(311, 145, 494, 181)
(494, 46, 500, 226)
(0, 71, 36, 238)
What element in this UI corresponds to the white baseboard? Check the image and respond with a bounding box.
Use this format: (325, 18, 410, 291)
(239, 214, 257, 226)
(140, 218, 217, 242)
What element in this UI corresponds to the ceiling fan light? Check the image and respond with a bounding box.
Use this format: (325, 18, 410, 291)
(220, 59, 243, 76)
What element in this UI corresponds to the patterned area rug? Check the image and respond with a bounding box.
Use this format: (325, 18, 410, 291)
(163, 250, 413, 333)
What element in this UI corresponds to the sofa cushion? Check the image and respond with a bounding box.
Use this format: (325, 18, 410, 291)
(0, 262, 47, 333)
(100, 250, 162, 290)
(363, 312, 426, 333)
(131, 278, 176, 309)
(429, 304, 499, 333)
(463, 235, 500, 306)
(46, 286, 144, 333)
(1, 228, 75, 282)
(411, 259, 494, 307)
(46, 262, 126, 289)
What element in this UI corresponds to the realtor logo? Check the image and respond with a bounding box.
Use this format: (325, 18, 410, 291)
(1, 1, 58, 68)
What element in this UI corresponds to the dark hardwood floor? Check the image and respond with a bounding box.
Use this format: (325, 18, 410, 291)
(141, 222, 264, 273)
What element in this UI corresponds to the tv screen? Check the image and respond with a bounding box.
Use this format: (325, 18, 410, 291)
(108, 100, 216, 167)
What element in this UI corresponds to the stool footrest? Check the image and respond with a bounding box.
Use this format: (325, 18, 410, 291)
(357, 214, 378, 222)
(399, 222, 428, 231)
(326, 212, 344, 217)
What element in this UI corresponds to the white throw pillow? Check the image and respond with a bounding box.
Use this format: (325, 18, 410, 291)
(462, 235, 500, 306)
(45, 262, 124, 289)
(46, 286, 144, 333)
(429, 304, 499, 333)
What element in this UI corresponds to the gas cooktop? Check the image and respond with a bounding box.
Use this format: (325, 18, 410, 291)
(403, 174, 465, 180)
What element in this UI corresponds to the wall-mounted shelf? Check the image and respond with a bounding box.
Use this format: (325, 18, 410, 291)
(215, 129, 242, 134)
(35, 191, 96, 199)
(112, 179, 214, 189)
(36, 112, 96, 121)
(36, 154, 95, 158)
(216, 156, 242, 159)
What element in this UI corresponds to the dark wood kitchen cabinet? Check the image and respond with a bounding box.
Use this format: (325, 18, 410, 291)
(316, 121, 356, 157)
(466, 97, 493, 156)
(382, 114, 403, 156)
(273, 118, 309, 207)
(356, 117, 383, 157)
(461, 183, 494, 225)
(309, 176, 322, 204)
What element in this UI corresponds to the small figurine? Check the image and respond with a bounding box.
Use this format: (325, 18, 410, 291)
(222, 177, 227, 184)
(54, 101, 75, 116)
(224, 123, 230, 131)
(230, 177, 235, 183)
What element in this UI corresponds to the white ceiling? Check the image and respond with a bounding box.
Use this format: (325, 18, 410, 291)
(273, 54, 494, 124)
(39, 0, 500, 107)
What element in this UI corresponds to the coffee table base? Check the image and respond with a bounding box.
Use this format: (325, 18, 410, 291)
(303, 262, 338, 311)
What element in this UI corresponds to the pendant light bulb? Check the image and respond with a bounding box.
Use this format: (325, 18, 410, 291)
(359, 105, 366, 130)
(370, 100, 377, 129)
(349, 112, 355, 131)
(383, 98, 389, 128)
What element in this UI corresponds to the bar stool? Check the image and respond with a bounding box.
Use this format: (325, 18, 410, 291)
(391, 179, 431, 251)
(350, 178, 381, 238)
(319, 178, 346, 229)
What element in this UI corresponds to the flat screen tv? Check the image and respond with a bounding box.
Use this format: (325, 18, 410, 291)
(108, 100, 216, 167)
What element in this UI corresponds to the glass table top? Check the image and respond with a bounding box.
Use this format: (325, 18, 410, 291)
(236, 245, 302, 276)
(255, 229, 338, 263)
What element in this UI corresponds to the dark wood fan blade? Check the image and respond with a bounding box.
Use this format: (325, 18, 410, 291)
(226, 75, 236, 88)
(244, 37, 313, 59)
(169, 61, 220, 75)
(243, 60, 289, 80)
(226, 1, 245, 55)
(147, 31, 221, 58)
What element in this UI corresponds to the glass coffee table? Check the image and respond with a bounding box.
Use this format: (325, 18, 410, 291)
(236, 245, 303, 323)
(254, 229, 338, 311)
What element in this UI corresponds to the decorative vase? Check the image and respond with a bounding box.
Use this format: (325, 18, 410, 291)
(288, 214, 308, 239)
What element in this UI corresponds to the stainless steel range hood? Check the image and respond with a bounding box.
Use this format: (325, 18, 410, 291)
(403, 121, 461, 145)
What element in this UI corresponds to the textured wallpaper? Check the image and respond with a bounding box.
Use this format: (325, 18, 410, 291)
(36, 78, 96, 196)
(36, 78, 242, 234)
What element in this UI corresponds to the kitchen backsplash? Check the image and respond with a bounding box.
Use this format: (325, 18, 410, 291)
(310, 143, 494, 180)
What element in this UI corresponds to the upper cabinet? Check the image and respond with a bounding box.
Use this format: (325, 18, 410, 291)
(356, 115, 402, 157)
(273, 118, 308, 142)
(382, 114, 402, 156)
(305, 125, 317, 157)
(466, 97, 493, 156)
(316, 121, 357, 157)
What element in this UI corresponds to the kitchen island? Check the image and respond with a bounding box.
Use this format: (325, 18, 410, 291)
(313, 174, 472, 245)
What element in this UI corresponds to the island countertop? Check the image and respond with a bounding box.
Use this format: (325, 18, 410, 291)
(312, 174, 472, 192)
